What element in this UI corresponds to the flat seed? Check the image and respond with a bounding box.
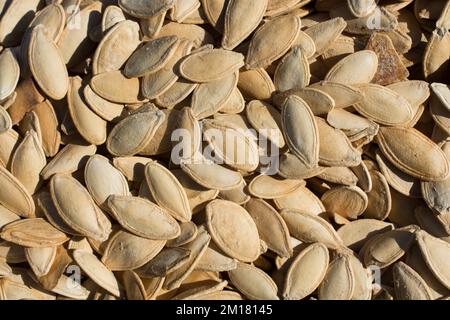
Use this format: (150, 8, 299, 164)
(10, 130, 46, 194)
(83, 85, 124, 122)
(32, 100, 61, 157)
(28, 25, 69, 100)
(73, 249, 120, 297)
(274, 88, 335, 116)
(316, 117, 361, 167)
(238, 68, 275, 101)
(228, 262, 279, 300)
(278, 153, 326, 180)
(281, 95, 319, 168)
(92, 20, 141, 75)
(362, 225, 418, 268)
(0, 165, 35, 218)
(108, 195, 180, 240)
(393, 261, 433, 300)
(416, 230, 450, 290)
(90, 71, 146, 104)
(122, 270, 146, 300)
(180, 158, 243, 191)
(274, 47, 311, 92)
(57, 2, 102, 68)
(158, 22, 213, 48)
(354, 83, 413, 126)
(135, 247, 191, 278)
(310, 81, 364, 109)
(248, 174, 305, 199)
(0, 0, 42, 46)
(84, 155, 130, 210)
(318, 252, 355, 300)
(280, 208, 343, 249)
(206, 199, 260, 263)
(170, 0, 201, 23)
(376, 126, 450, 181)
(0, 107, 12, 134)
(304, 17, 347, 55)
(124, 36, 180, 78)
(321, 186, 368, 220)
(1, 218, 68, 248)
(246, 100, 285, 149)
(337, 219, 394, 252)
(119, 0, 175, 18)
(317, 167, 358, 186)
(202, 119, 259, 172)
(246, 14, 301, 69)
(191, 72, 238, 119)
(0, 49, 20, 101)
(362, 170, 392, 220)
(180, 48, 244, 83)
(222, 0, 267, 50)
(325, 50, 378, 84)
(102, 230, 166, 271)
(423, 31, 450, 83)
(25, 246, 57, 277)
(145, 161, 192, 222)
(41, 143, 97, 180)
(142, 39, 193, 99)
(283, 243, 329, 300)
(108, 107, 165, 157)
(67, 77, 107, 145)
(274, 186, 325, 215)
(50, 174, 112, 242)
(245, 198, 292, 258)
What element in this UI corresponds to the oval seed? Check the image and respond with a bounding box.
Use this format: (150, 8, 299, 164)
(25, 246, 57, 277)
(108, 195, 180, 240)
(92, 20, 141, 75)
(281, 95, 319, 168)
(0, 49, 20, 101)
(393, 261, 433, 300)
(337, 219, 394, 251)
(318, 253, 355, 300)
(180, 48, 244, 82)
(107, 107, 165, 157)
(354, 83, 413, 126)
(67, 77, 107, 145)
(102, 230, 166, 271)
(222, 0, 267, 50)
(246, 100, 285, 148)
(124, 36, 180, 78)
(73, 249, 120, 297)
(283, 243, 329, 300)
(84, 154, 130, 210)
(245, 198, 292, 258)
(90, 71, 146, 104)
(206, 200, 260, 263)
(416, 230, 450, 290)
(275, 46, 311, 92)
(119, 0, 175, 18)
(376, 126, 450, 181)
(145, 161, 192, 222)
(248, 174, 305, 199)
(228, 262, 279, 300)
(246, 15, 301, 69)
(0, 165, 35, 218)
(0, 218, 68, 248)
(325, 50, 378, 84)
(321, 186, 368, 220)
(28, 25, 69, 100)
(280, 208, 344, 250)
(10, 130, 46, 194)
(50, 174, 111, 242)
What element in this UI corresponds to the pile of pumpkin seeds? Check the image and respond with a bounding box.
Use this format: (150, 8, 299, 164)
(0, 0, 449, 300)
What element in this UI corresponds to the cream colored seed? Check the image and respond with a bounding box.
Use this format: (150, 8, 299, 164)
(0, 0, 449, 301)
